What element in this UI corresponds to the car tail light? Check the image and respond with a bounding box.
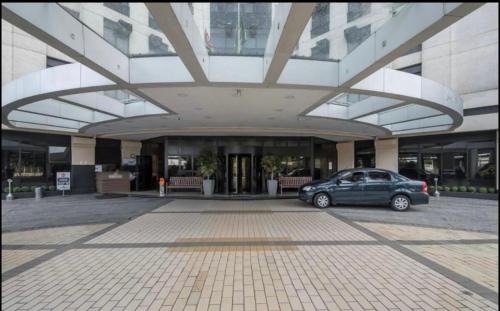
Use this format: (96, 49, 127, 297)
(422, 181, 428, 193)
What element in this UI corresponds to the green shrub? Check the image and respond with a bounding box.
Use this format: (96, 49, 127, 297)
(30, 185, 37, 192)
(21, 186, 30, 192)
(467, 186, 476, 192)
(428, 186, 436, 192)
(444, 186, 450, 192)
(437, 186, 443, 191)
(479, 187, 488, 193)
(13, 186, 21, 193)
(48, 185, 56, 191)
(488, 187, 496, 193)
(43, 185, 50, 191)
(451, 186, 459, 192)
(459, 186, 467, 192)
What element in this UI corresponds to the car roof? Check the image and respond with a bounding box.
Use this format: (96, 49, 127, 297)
(341, 168, 396, 174)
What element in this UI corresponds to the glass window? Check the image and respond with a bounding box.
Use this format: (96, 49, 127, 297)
(311, 39, 330, 60)
(149, 34, 169, 54)
(46, 57, 70, 68)
(7, 150, 46, 177)
(284, 156, 309, 176)
(103, 18, 131, 55)
(104, 3, 130, 16)
(347, 3, 371, 23)
(209, 3, 271, 55)
(355, 140, 375, 168)
(167, 155, 192, 177)
(472, 148, 496, 187)
(340, 171, 365, 182)
(148, 12, 161, 31)
(421, 153, 440, 176)
(398, 64, 422, 76)
(344, 24, 371, 53)
(311, 3, 329, 38)
(367, 171, 391, 181)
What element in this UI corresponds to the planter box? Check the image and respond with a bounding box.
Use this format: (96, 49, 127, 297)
(438, 191, 498, 200)
(2, 191, 68, 200)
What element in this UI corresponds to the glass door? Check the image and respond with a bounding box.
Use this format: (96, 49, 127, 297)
(228, 154, 251, 194)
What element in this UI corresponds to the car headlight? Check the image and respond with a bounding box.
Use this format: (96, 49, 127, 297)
(302, 186, 315, 192)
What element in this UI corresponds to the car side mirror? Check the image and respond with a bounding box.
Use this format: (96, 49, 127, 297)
(336, 179, 341, 185)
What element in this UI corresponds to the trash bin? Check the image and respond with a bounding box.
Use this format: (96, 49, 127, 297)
(35, 187, 43, 200)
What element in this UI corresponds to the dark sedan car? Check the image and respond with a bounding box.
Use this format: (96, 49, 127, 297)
(299, 168, 429, 211)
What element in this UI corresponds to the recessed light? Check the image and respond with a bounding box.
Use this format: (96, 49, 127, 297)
(177, 93, 188, 97)
(285, 95, 295, 99)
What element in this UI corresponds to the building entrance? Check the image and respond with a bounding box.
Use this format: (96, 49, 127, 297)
(228, 154, 251, 194)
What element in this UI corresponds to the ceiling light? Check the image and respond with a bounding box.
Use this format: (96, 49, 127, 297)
(285, 95, 295, 99)
(177, 93, 188, 97)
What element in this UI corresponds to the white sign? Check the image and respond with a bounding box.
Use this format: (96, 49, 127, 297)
(56, 172, 71, 191)
(95, 165, 102, 172)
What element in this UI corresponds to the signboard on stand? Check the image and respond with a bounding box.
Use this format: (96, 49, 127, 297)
(56, 172, 71, 195)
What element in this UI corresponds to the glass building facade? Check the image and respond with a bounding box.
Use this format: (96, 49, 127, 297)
(399, 131, 497, 188)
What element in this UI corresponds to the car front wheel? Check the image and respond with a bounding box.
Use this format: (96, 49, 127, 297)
(313, 193, 330, 209)
(391, 194, 410, 211)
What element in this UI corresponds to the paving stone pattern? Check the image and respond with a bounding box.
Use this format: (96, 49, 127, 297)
(86, 213, 374, 244)
(2, 250, 54, 273)
(405, 243, 498, 293)
(1, 199, 498, 310)
(2, 224, 113, 245)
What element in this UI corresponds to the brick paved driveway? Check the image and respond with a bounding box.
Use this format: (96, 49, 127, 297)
(2, 199, 498, 310)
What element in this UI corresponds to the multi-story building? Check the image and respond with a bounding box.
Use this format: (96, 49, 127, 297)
(1, 3, 498, 194)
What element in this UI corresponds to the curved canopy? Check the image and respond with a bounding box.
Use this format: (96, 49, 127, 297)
(1, 3, 484, 140)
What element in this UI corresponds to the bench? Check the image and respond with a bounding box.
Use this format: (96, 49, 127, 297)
(279, 176, 312, 194)
(167, 177, 203, 193)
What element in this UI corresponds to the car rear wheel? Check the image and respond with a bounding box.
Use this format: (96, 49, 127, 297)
(313, 193, 330, 209)
(391, 194, 410, 211)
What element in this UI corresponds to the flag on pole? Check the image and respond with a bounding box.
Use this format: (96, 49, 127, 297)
(235, 4, 247, 54)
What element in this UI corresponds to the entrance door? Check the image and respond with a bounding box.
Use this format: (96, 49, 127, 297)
(228, 154, 251, 194)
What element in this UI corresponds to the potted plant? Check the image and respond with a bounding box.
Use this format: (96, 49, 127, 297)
(261, 155, 284, 196)
(197, 148, 217, 196)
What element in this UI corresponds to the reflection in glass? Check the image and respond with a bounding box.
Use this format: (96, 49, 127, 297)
(194, 3, 272, 55)
(167, 155, 192, 177)
(59, 3, 175, 56)
(355, 140, 375, 168)
(293, 3, 407, 61)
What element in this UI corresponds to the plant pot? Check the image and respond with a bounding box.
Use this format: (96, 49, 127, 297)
(267, 180, 278, 196)
(203, 179, 214, 196)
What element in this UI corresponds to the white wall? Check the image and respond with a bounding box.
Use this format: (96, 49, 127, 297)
(374, 138, 398, 171)
(336, 141, 354, 170)
(71, 136, 96, 165)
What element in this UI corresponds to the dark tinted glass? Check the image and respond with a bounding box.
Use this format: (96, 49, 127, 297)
(368, 171, 391, 181)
